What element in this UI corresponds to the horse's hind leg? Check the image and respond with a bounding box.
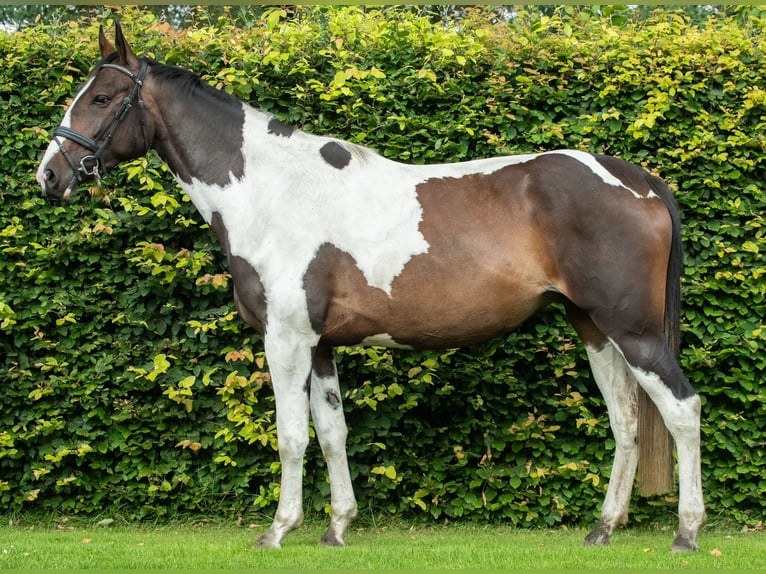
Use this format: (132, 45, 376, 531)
(567, 306, 639, 546)
(611, 331, 704, 552)
(583, 341, 640, 545)
(309, 345, 357, 546)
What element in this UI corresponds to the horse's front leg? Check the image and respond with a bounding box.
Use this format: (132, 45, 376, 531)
(309, 345, 357, 546)
(254, 333, 315, 549)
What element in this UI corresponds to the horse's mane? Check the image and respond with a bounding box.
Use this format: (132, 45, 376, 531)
(144, 58, 240, 106)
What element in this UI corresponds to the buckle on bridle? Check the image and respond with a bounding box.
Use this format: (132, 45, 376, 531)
(79, 155, 102, 181)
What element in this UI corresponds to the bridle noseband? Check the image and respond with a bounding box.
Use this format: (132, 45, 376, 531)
(51, 60, 149, 191)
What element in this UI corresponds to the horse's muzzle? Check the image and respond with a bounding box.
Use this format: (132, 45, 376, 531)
(38, 168, 78, 200)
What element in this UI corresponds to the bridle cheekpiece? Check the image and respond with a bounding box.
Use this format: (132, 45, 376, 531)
(52, 60, 149, 190)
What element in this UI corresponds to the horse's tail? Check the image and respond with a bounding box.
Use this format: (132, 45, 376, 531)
(636, 173, 682, 496)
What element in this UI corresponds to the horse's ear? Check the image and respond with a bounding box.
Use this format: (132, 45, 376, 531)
(113, 21, 139, 67)
(98, 25, 116, 58)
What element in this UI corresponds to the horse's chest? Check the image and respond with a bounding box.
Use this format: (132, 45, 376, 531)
(187, 159, 430, 334)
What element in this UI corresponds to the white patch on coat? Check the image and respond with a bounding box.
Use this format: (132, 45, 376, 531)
(360, 333, 414, 350)
(181, 107, 429, 301)
(36, 77, 95, 188)
(552, 150, 656, 199)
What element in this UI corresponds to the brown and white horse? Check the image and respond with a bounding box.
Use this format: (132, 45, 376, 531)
(36, 23, 704, 551)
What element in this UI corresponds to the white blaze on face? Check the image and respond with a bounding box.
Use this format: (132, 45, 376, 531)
(36, 77, 94, 189)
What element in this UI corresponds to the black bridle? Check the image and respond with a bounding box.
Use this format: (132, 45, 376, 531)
(51, 60, 149, 191)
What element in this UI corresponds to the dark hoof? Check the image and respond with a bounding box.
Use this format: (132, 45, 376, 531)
(253, 532, 281, 549)
(320, 529, 347, 547)
(671, 534, 699, 553)
(583, 523, 612, 547)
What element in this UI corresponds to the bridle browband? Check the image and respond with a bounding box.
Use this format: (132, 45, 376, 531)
(51, 60, 149, 191)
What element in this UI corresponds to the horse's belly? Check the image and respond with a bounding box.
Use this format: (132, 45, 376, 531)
(320, 272, 553, 350)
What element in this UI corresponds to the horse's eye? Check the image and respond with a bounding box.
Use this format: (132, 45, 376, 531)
(92, 95, 110, 106)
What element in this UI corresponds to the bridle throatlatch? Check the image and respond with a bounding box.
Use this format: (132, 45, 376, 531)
(52, 60, 149, 190)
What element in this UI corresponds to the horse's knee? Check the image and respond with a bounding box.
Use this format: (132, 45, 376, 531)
(277, 426, 310, 461)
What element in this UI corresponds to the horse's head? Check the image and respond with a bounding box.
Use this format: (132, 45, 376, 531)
(37, 22, 153, 199)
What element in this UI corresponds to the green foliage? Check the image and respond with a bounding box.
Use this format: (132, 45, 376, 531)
(0, 6, 763, 528)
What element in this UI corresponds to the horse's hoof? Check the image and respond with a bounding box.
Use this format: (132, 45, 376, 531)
(253, 532, 281, 549)
(320, 529, 347, 547)
(671, 534, 699, 553)
(583, 522, 612, 547)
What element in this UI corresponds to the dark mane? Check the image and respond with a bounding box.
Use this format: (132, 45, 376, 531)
(147, 59, 240, 105)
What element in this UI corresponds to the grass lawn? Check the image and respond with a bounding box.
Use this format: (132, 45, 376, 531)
(1, 518, 764, 571)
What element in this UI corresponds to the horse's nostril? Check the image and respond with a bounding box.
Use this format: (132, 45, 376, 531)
(45, 169, 57, 184)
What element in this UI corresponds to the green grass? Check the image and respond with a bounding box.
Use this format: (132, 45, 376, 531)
(0, 519, 764, 571)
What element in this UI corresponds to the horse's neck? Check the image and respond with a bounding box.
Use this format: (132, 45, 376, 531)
(151, 80, 248, 189)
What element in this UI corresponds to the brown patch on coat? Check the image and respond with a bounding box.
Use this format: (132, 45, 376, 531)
(209, 211, 267, 333)
(593, 154, 658, 197)
(268, 117, 294, 138)
(148, 63, 246, 186)
(312, 345, 336, 379)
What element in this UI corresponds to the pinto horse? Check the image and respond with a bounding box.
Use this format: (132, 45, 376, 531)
(36, 23, 704, 552)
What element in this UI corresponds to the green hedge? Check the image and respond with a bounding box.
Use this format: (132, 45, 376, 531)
(1, 6, 764, 528)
